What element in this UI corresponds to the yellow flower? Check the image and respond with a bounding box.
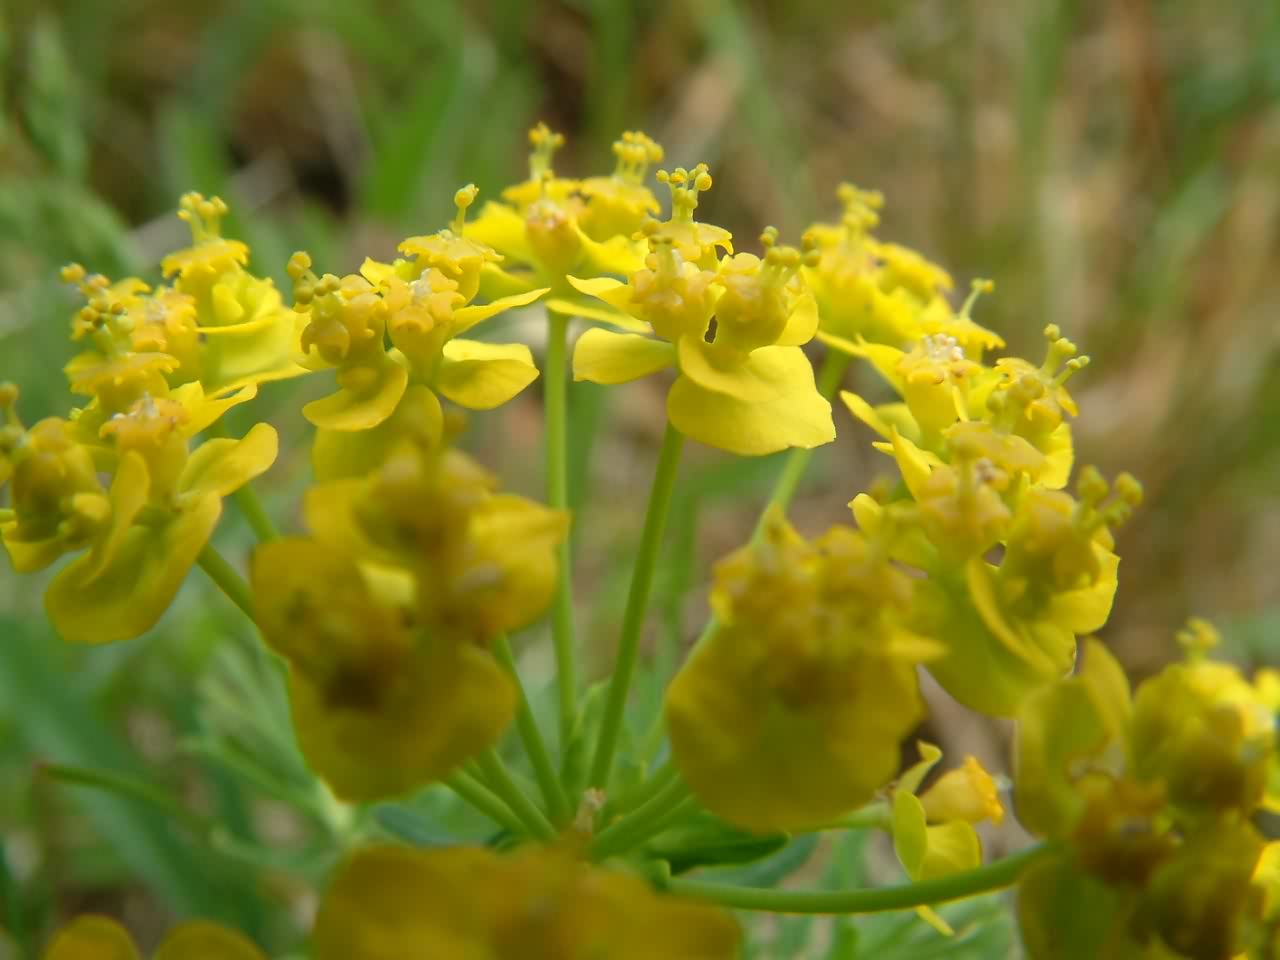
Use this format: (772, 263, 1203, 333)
(465, 126, 646, 318)
(578, 130, 665, 241)
(1014, 638, 1132, 839)
(251, 537, 516, 801)
(1130, 623, 1276, 818)
(313, 844, 741, 960)
(42, 391, 277, 644)
(303, 443, 568, 641)
(572, 229, 835, 455)
(161, 193, 307, 395)
(42, 915, 264, 960)
(890, 448, 1139, 716)
(666, 512, 934, 832)
(889, 742, 1004, 935)
(290, 192, 546, 473)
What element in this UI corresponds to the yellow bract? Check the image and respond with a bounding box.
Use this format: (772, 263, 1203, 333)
(666, 512, 932, 831)
(43, 916, 264, 960)
(250, 441, 564, 800)
(571, 229, 835, 455)
(313, 845, 740, 960)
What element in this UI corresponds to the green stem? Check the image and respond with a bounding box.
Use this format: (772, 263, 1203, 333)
(40, 762, 213, 837)
(206, 419, 279, 542)
(444, 771, 527, 836)
(197, 544, 255, 622)
(605, 761, 679, 821)
(545, 310, 579, 753)
(475, 749, 557, 841)
(588, 421, 685, 790)
(667, 841, 1054, 914)
(493, 635, 572, 826)
(590, 775, 692, 861)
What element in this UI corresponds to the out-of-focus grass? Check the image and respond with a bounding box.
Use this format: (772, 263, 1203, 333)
(2, 0, 1279, 952)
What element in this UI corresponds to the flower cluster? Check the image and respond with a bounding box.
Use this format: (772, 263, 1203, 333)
(5, 124, 1276, 960)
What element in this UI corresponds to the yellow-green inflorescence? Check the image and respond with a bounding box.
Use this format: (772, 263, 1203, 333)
(6, 126, 1277, 960)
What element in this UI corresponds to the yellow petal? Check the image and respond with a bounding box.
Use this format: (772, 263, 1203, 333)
(566, 275, 637, 314)
(303, 354, 409, 431)
(888, 427, 936, 500)
(153, 921, 267, 960)
(289, 640, 516, 802)
(1015, 638, 1131, 837)
(179, 423, 278, 500)
(776, 292, 819, 346)
(82, 450, 151, 584)
(434, 339, 539, 410)
(46, 494, 221, 643)
(170, 382, 259, 436)
(1042, 422, 1074, 490)
(452, 287, 548, 337)
(897, 741, 945, 797)
(43, 915, 141, 960)
(1, 526, 67, 573)
(578, 231, 646, 276)
(476, 261, 540, 301)
(1047, 546, 1119, 634)
(465, 201, 533, 262)
(667, 346, 835, 456)
(544, 296, 649, 333)
(677, 338, 778, 401)
(666, 632, 924, 832)
(311, 385, 443, 481)
(573, 328, 675, 384)
(313, 846, 492, 960)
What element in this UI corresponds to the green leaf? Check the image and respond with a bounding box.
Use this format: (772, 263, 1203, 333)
(21, 18, 86, 179)
(0, 616, 235, 921)
(696, 832, 819, 889)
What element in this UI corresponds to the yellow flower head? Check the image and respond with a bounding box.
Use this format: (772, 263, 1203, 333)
(500, 122, 580, 211)
(572, 230, 834, 455)
(890, 743, 1003, 935)
(666, 512, 932, 832)
(0, 396, 108, 573)
(38, 389, 276, 645)
(313, 844, 741, 960)
(578, 130, 665, 240)
(161, 192, 249, 283)
(641, 163, 732, 268)
(252, 536, 515, 801)
(60, 265, 178, 416)
(988, 323, 1090, 451)
(43, 915, 266, 960)
(1130, 624, 1276, 818)
(398, 184, 504, 303)
(159, 194, 306, 395)
(127, 287, 202, 383)
(304, 442, 567, 644)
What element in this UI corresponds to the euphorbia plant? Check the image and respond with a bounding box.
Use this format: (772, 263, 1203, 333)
(4, 126, 1278, 960)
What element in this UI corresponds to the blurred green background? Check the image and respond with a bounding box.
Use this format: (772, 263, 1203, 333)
(2, 0, 1279, 954)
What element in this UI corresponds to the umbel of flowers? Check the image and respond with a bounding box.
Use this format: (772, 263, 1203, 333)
(2, 125, 1277, 960)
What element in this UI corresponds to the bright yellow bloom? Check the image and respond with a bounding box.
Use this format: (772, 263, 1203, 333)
(42, 915, 264, 960)
(252, 537, 516, 802)
(466, 125, 646, 320)
(666, 511, 934, 832)
(313, 844, 741, 959)
(578, 130, 665, 241)
(289, 188, 547, 477)
(572, 228, 835, 455)
(250, 440, 563, 799)
(0, 384, 274, 644)
(161, 193, 307, 395)
(890, 742, 1004, 935)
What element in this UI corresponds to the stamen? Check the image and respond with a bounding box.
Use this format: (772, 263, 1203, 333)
(451, 184, 479, 234)
(527, 122, 566, 182)
(611, 131, 664, 183)
(176, 192, 229, 243)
